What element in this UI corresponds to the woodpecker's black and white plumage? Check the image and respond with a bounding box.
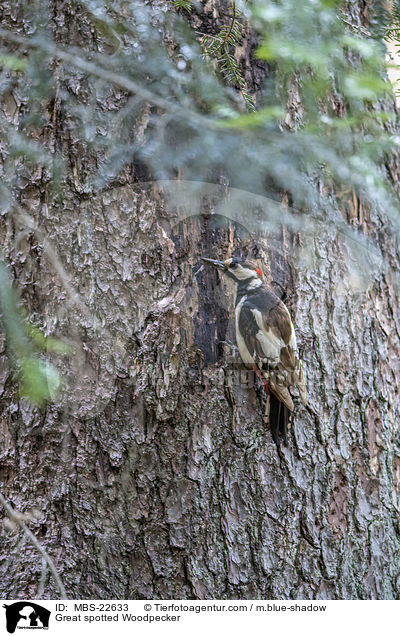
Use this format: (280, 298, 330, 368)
(202, 256, 307, 444)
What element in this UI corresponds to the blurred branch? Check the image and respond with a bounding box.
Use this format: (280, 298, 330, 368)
(13, 208, 85, 312)
(0, 3, 398, 246)
(0, 26, 208, 125)
(13, 206, 125, 356)
(0, 491, 67, 598)
(37, 557, 48, 598)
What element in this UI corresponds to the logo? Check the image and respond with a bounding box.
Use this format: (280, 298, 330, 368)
(3, 603, 50, 634)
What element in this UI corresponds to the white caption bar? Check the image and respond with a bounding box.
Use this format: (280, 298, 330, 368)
(1, 599, 398, 635)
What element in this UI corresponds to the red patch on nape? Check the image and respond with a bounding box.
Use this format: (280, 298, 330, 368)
(256, 267, 263, 278)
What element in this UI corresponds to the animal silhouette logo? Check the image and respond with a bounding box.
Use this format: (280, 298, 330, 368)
(3, 602, 50, 633)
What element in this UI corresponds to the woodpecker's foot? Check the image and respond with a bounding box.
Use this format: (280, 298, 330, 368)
(251, 365, 270, 394)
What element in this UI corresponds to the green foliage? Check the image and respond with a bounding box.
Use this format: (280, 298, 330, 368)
(199, 3, 255, 110)
(243, 0, 396, 212)
(384, 0, 400, 41)
(0, 54, 27, 71)
(172, 0, 193, 11)
(0, 262, 68, 405)
(0, 0, 396, 207)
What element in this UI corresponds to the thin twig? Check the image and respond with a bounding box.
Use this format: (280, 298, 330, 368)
(37, 557, 48, 597)
(0, 492, 67, 598)
(14, 209, 82, 312)
(223, 1, 237, 44)
(13, 206, 126, 357)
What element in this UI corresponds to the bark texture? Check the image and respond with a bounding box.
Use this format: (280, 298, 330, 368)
(1, 0, 400, 600)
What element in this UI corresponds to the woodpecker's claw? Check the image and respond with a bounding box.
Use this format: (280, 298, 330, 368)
(201, 257, 226, 271)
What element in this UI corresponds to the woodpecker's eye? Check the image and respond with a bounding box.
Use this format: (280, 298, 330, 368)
(230, 263, 238, 269)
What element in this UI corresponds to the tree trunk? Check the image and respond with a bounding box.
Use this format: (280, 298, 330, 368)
(1, 0, 400, 600)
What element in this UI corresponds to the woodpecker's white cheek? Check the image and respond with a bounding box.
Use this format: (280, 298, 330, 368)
(234, 266, 258, 280)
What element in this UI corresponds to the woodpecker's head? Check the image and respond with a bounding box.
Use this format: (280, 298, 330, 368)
(202, 256, 263, 284)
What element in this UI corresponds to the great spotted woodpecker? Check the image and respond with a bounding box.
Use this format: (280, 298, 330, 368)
(202, 256, 307, 444)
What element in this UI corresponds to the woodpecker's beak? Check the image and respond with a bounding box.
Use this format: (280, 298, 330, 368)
(201, 257, 226, 271)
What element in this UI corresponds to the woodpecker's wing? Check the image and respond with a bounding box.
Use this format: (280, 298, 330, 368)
(237, 289, 306, 411)
(264, 300, 307, 406)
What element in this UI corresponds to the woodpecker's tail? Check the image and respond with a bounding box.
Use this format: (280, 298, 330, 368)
(267, 392, 289, 446)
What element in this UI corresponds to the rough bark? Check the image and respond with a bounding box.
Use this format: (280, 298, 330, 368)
(1, 0, 400, 601)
